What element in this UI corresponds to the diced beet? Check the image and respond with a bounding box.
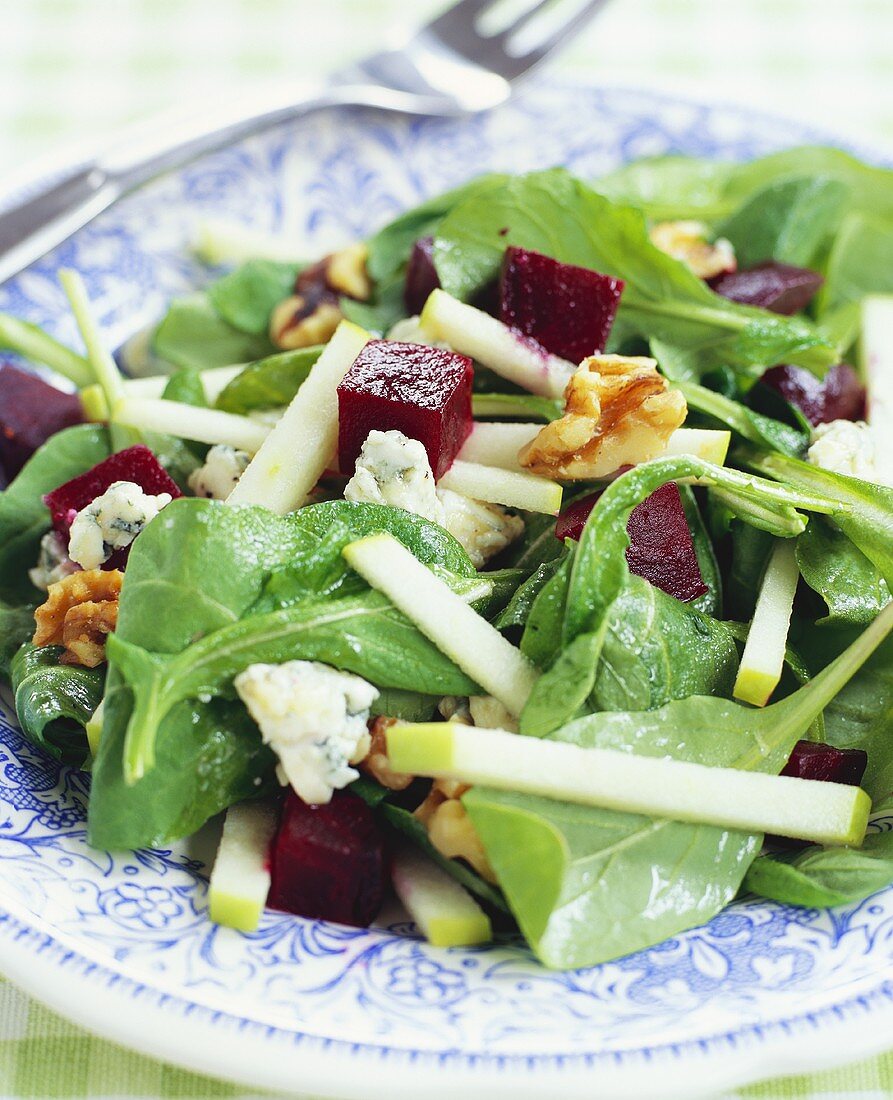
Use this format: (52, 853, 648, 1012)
(760, 363, 866, 426)
(0, 364, 84, 480)
(500, 247, 624, 363)
(781, 740, 868, 786)
(709, 261, 823, 315)
(404, 236, 441, 316)
(555, 483, 708, 603)
(44, 444, 182, 539)
(268, 789, 386, 928)
(337, 340, 473, 477)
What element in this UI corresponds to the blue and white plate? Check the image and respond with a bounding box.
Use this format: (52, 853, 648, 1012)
(1, 82, 891, 1099)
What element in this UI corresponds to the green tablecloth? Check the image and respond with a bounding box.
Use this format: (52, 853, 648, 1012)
(0, 0, 891, 1096)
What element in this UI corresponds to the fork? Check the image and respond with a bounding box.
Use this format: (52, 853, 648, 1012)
(0, 0, 610, 286)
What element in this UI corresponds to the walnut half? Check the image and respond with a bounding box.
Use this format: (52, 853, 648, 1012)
(649, 220, 736, 280)
(270, 242, 371, 350)
(519, 354, 686, 479)
(33, 569, 122, 667)
(414, 778, 497, 883)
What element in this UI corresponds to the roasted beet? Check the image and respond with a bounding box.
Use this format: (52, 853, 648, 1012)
(500, 247, 624, 363)
(781, 740, 868, 786)
(44, 444, 182, 537)
(556, 482, 708, 603)
(337, 340, 473, 477)
(710, 261, 824, 315)
(404, 236, 441, 316)
(760, 363, 866, 426)
(0, 364, 84, 480)
(268, 789, 386, 927)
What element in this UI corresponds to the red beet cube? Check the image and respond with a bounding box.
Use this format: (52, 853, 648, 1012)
(404, 236, 441, 316)
(268, 789, 386, 928)
(337, 340, 473, 477)
(709, 261, 823, 315)
(781, 740, 868, 786)
(760, 363, 866, 426)
(44, 444, 182, 537)
(556, 482, 708, 603)
(0, 364, 84, 480)
(500, 247, 624, 363)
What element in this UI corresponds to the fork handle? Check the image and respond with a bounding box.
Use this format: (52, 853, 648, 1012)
(0, 78, 392, 287)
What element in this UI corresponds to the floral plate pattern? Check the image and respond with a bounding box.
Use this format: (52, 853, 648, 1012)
(0, 82, 892, 1098)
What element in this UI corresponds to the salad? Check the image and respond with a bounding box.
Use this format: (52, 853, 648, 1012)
(0, 146, 892, 971)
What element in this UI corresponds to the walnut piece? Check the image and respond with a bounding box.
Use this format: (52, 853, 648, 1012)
(519, 354, 687, 479)
(414, 778, 497, 883)
(33, 569, 122, 667)
(649, 220, 736, 280)
(360, 716, 414, 791)
(270, 243, 371, 350)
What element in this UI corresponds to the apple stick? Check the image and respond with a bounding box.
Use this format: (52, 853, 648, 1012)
(343, 533, 539, 715)
(0, 312, 93, 388)
(208, 800, 279, 932)
(387, 723, 871, 847)
(113, 397, 269, 453)
(733, 540, 800, 706)
(862, 295, 893, 486)
(227, 320, 369, 513)
(439, 460, 563, 515)
(420, 289, 574, 399)
(391, 844, 492, 948)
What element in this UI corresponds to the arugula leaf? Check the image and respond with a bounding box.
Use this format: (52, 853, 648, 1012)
(797, 519, 890, 624)
(152, 293, 274, 371)
(744, 798, 893, 908)
(594, 146, 893, 224)
(718, 177, 847, 269)
(11, 644, 103, 767)
(207, 260, 302, 336)
(466, 601, 893, 968)
(214, 347, 323, 414)
(433, 169, 836, 379)
(0, 424, 110, 604)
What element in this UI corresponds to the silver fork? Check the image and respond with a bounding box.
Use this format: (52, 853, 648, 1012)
(0, 0, 610, 286)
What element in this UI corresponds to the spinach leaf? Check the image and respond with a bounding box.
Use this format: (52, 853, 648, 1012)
(718, 177, 847, 269)
(726, 521, 774, 620)
(495, 558, 564, 631)
(594, 146, 893, 224)
(0, 602, 36, 680)
(207, 260, 302, 336)
(379, 803, 509, 913)
(370, 688, 439, 722)
(818, 212, 893, 317)
(744, 799, 893, 908)
(339, 273, 406, 335)
(214, 347, 323, 413)
(152, 294, 274, 371)
(466, 601, 893, 968)
(472, 393, 563, 422)
(0, 424, 110, 604)
(797, 519, 890, 625)
(434, 169, 835, 379)
(161, 369, 207, 408)
(11, 644, 103, 767)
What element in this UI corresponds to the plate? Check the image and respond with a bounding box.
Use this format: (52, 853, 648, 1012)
(1, 81, 892, 1099)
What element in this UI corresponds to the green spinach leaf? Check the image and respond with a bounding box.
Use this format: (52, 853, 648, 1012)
(214, 347, 322, 413)
(152, 294, 274, 371)
(797, 519, 890, 624)
(207, 260, 302, 336)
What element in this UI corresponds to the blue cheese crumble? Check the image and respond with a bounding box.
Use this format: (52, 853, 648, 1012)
(234, 660, 378, 805)
(807, 420, 877, 481)
(188, 444, 251, 500)
(28, 530, 78, 591)
(67, 480, 173, 570)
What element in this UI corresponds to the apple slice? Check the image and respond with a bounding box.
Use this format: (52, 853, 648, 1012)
(439, 459, 562, 515)
(85, 700, 104, 759)
(343, 533, 539, 715)
(420, 289, 574, 399)
(387, 723, 871, 847)
(208, 799, 279, 932)
(458, 423, 730, 472)
(391, 844, 492, 948)
(227, 320, 369, 512)
(113, 397, 269, 453)
(733, 540, 800, 707)
(862, 295, 893, 486)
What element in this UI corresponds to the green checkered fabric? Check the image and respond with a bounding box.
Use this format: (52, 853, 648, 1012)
(1, 0, 892, 1095)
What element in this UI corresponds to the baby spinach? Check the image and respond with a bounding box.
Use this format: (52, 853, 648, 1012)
(11, 644, 103, 767)
(0, 602, 36, 679)
(161, 369, 207, 407)
(744, 797, 893, 908)
(207, 260, 303, 336)
(0, 424, 110, 604)
(214, 347, 322, 413)
(152, 293, 274, 371)
(466, 601, 893, 969)
(434, 169, 836, 379)
(797, 519, 890, 625)
(818, 212, 893, 318)
(718, 177, 847, 270)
